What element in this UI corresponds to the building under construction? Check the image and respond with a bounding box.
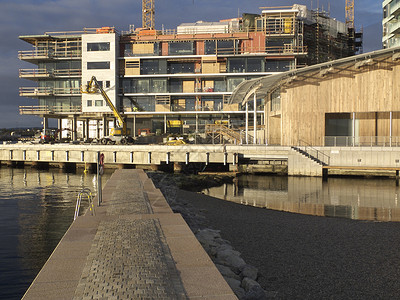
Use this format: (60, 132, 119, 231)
(18, 4, 362, 143)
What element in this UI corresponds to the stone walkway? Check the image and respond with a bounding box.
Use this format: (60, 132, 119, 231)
(22, 169, 236, 300)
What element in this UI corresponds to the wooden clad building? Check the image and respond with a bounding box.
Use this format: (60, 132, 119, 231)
(230, 46, 400, 146)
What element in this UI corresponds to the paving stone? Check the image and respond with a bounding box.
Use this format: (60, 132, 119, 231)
(73, 170, 187, 300)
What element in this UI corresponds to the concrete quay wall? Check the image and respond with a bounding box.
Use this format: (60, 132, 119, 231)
(0, 143, 289, 168)
(22, 169, 236, 299)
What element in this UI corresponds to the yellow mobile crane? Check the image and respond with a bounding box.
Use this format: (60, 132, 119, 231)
(83, 76, 133, 145)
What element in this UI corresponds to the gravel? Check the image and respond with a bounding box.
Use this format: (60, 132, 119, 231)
(176, 189, 400, 299)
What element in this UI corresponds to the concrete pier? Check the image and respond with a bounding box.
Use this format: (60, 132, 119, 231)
(22, 169, 236, 299)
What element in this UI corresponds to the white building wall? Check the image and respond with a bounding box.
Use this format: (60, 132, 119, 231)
(81, 33, 118, 113)
(383, 0, 400, 48)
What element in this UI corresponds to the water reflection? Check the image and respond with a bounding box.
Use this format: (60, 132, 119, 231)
(0, 167, 111, 300)
(202, 175, 400, 222)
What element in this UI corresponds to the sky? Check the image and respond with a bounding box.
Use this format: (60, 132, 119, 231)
(0, 0, 382, 128)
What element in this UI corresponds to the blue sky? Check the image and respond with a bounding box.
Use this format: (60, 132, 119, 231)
(0, 0, 382, 128)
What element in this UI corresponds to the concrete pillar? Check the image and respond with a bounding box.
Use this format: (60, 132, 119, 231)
(352, 112, 356, 146)
(72, 116, 77, 141)
(85, 119, 90, 141)
(390, 111, 393, 147)
(133, 115, 136, 137)
(253, 92, 257, 145)
(245, 102, 249, 144)
(103, 115, 108, 137)
(164, 114, 167, 134)
(96, 120, 100, 139)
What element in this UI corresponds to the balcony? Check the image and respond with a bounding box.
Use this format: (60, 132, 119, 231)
(18, 50, 81, 61)
(19, 87, 81, 97)
(19, 69, 82, 79)
(388, 20, 400, 35)
(19, 105, 82, 115)
(19, 69, 50, 79)
(215, 45, 307, 56)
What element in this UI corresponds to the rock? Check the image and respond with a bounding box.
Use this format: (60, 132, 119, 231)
(240, 264, 259, 280)
(241, 277, 261, 292)
(196, 228, 221, 240)
(195, 229, 222, 253)
(216, 249, 246, 273)
(225, 277, 246, 299)
(216, 264, 241, 280)
(216, 243, 233, 252)
(243, 285, 268, 300)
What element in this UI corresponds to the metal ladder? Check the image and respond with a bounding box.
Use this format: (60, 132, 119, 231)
(74, 188, 95, 221)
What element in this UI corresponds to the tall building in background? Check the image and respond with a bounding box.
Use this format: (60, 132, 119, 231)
(18, 4, 361, 143)
(383, 0, 400, 48)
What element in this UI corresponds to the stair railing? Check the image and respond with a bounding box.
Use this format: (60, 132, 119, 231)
(295, 140, 330, 166)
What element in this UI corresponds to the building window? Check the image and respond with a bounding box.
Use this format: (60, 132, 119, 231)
(168, 41, 194, 55)
(227, 77, 245, 92)
(152, 79, 167, 93)
(87, 42, 110, 51)
(95, 100, 103, 106)
(105, 81, 111, 88)
(227, 58, 246, 73)
(168, 62, 194, 74)
(204, 40, 216, 55)
(247, 58, 264, 72)
(87, 100, 92, 107)
(270, 88, 281, 112)
(214, 79, 226, 92)
(87, 61, 110, 69)
(265, 60, 291, 72)
(169, 79, 183, 93)
(217, 40, 236, 55)
(141, 59, 160, 75)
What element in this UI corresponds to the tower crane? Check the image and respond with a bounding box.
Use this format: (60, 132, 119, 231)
(142, 0, 155, 29)
(345, 0, 354, 29)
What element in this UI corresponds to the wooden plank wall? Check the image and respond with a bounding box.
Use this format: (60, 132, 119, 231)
(266, 61, 400, 146)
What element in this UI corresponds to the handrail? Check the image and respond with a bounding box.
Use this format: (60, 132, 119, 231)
(325, 136, 400, 147)
(19, 105, 82, 114)
(74, 188, 95, 221)
(297, 139, 330, 165)
(19, 87, 81, 96)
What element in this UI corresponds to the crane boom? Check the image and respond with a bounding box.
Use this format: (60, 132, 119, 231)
(84, 76, 127, 134)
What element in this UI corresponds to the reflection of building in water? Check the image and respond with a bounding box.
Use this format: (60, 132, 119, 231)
(0, 168, 111, 279)
(203, 175, 400, 222)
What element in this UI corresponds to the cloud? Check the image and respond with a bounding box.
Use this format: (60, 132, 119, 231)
(0, 0, 383, 128)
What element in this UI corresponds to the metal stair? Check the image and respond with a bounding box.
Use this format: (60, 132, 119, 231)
(291, 145, 330, 166)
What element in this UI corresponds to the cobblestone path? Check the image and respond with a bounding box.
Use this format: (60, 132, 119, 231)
(73, 171, 187, 299)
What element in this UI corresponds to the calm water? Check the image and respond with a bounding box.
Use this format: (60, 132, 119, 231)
(0, 167, 111, 300)
(202, 175, 400, 222)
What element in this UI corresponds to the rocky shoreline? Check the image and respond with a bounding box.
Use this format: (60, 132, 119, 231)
(147, 172, 269, 299)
